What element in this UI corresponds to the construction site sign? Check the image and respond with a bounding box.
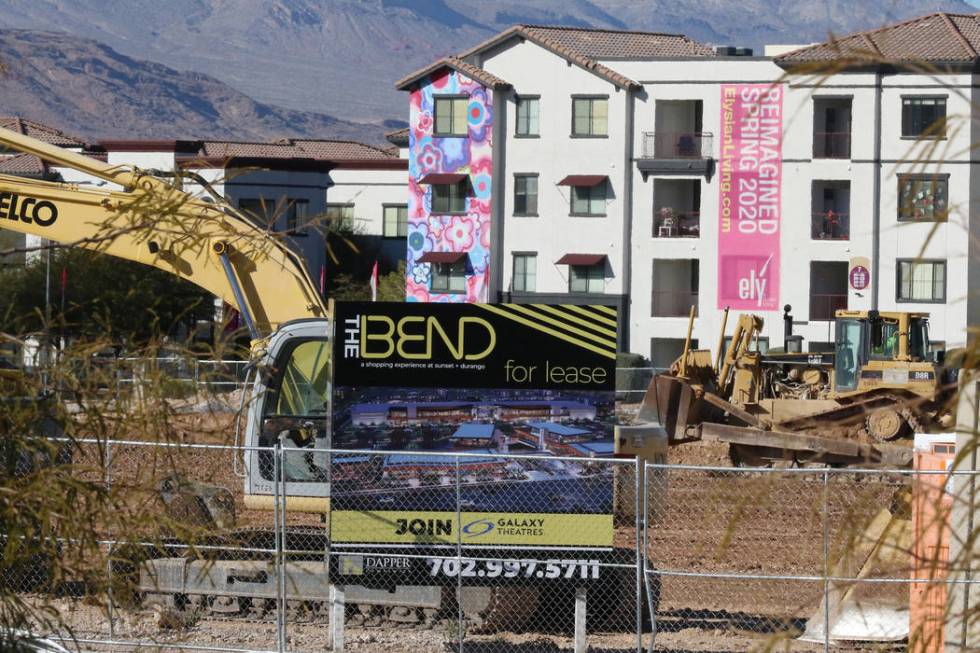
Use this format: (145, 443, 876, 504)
(331, 301, 618, 548)
(718, 83, 783, 311)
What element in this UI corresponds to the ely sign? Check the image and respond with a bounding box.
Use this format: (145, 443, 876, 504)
(718, 83, 783, 311)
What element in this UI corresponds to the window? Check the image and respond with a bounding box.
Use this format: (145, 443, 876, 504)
(902, 97, 946, 138)
(650, 338, 699, 370)
(434, 96, 469, 137)
(432, 181, 467, 214)
(809, 261, 848, 320)
(239, 198, 311, 232)
(431, 260, 467, 294)
(570, 184, 606, 216)
(898, 175, 948, 222)
(572, 96, 608, 137)
(652, 259, 699, 317)
(383, 204, 408, 237)
(516, 96, 539, 136)
(811, 181, 850, 239)
(287, 200, 311, 231)
(238, 198, 272, 222)
(514, 174, 538, 216)
(723, 336, 770, 355)
(569, 264, 604, 293)
(322, 203, 351, 223)
(812, 97, 852, 158)
(512, 253, 536, 292)
(897, 259, 946, 303)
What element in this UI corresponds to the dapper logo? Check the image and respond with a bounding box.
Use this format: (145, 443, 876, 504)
(343, 314, 496, 361)
(0, 192, 58, 227)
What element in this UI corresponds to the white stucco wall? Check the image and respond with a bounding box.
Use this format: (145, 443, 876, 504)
(479, 39, 630, 297)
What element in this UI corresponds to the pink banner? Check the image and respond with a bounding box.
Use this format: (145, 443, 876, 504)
(718, 84, 782, 311)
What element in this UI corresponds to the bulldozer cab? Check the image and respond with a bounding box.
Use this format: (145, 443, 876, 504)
(833, 310, 937, 395)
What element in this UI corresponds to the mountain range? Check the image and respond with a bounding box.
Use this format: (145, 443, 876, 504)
(0, 0, 972, 142)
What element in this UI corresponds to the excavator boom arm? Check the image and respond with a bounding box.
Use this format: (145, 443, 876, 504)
(0, 128, 327, 337)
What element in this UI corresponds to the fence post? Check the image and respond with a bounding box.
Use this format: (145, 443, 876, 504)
(822, 468, 830, 653)
(574, 587, 587, 653)
(330, 584, 345, 652)
(643, 462, 657, 653)
(105, 438, 115, 640)
(273, 441, 286, 653)
(455, 455, 463, 653)
(634, 458, 643, 653)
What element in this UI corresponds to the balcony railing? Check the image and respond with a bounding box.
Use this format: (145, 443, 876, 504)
(813, 131, 851, 159)
(811, 211, 849, 240)
(810, 293, 848, 321)
(642, 132, 713, 159)
(654, 210, 700, 238)
(652, 291, 699, 317)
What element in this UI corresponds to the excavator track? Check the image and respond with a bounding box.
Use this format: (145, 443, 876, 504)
(118, 528, 601, 632)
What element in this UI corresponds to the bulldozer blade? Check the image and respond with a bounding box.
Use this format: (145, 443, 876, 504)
(799, 507, 912, 643)
(643, 375, 694, 442)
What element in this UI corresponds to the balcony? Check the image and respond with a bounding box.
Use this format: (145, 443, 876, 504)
(654, 210, 700, 238)
(637, 131, 714, 178)
(811, 211, 849, 240)
(813, 131, 851, 159)
(809, 293, 848, 321)
(813, 97, 852, 159)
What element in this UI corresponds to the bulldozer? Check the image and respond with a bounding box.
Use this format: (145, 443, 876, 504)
(627, 306, 958, 468)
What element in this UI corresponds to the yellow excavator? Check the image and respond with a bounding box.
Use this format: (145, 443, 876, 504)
(0, 127, 632, 630)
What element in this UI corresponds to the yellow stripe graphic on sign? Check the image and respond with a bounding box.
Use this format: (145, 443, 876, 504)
(532, 304, 617, 339)
(593, 305, 618, 317)
(503, 303, 616, 350)
(331, 511, 614, 546)
(474, 304, 615, 360)
(563, 304, 618, 327)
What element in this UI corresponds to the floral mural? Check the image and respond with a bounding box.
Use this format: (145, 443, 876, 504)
(406, 69, 493, 303)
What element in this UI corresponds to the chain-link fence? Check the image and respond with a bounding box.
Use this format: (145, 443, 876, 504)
(114, 358, 250, 393)
(643, 462, 980, 652)
(8, 435, 979, 653)
(11, 439, 642, 653)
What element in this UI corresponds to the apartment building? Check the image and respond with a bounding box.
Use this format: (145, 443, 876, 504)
(397, 12, 979, 359)
(99, 138, 409, 281)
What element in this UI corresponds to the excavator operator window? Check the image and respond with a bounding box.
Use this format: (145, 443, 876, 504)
(269, 339, 331, 417)
(870, 319, 899, 360)
(258, 338, 331, 483)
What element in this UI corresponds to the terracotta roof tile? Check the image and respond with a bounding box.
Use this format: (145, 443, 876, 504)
(385, 128, 409, 147)
(776, 12, 980, 65)
(293, 139, 396, 160)
(200, 141, 307, 159)
(396, 56, 512, 91)
(0, 117, 85, 147)
(0, 153, 48, 176)
(441, 24, 716, 90)
(195, 138, 398, 163)
(519, 25, 716, 60)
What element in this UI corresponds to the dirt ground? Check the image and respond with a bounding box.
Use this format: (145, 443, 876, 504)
(46, 399, 911, 652)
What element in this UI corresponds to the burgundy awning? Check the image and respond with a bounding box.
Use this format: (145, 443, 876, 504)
(417, 251, 468, 264)
(419, 172, 468, 184)
(556, 254, 607, 266)
(557, 175, 608, 187)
